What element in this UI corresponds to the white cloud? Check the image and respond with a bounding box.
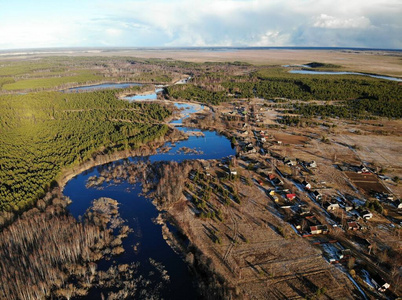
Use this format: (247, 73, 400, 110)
(105, 28, 123, 37)
(313, 14, 371, 29)
(0, 20, 83, 49)
(251, 31, 290, 47)
(0, 0, 401, 49)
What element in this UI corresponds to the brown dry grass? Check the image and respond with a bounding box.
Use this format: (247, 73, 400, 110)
(273, 133, 308, 145)
(268, 119, 402, 197)
(109, 49, 402, 76)
(168, 163, 358, 299)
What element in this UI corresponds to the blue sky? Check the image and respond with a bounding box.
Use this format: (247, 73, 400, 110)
(1, 0, 401, 50)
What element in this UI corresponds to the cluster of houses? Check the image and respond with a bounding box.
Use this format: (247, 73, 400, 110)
(267, 189, 297, 209)
(236, 128, 282, 154)
(224, 109, 397, 293)
(291, 205, 329, 237)
(310, 189, 375, 230)
(253, 130, 270, 144)
(213, 100, 398, 295)
(264, 156, 378, 236)
(223, 106, 249, 122)
(239, 129, 273, 154)
(264, 171, 331, 236)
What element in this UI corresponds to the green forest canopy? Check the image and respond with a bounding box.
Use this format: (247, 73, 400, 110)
(0, 90, 171, 212)
(166, 69, 402, 118)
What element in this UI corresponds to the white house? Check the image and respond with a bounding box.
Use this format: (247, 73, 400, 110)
(361, 210, 373, 220)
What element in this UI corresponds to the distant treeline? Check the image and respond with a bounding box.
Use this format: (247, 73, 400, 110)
(292, 99, 402, 119)
(304, 62, 341, 69)
(0, 90, 170, 212)
(165, 69, 402, 118)
(0, 56, 188, 93)
(2, 70, 103, 91)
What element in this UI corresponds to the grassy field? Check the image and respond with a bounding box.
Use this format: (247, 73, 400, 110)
(0, 77, 15, 88)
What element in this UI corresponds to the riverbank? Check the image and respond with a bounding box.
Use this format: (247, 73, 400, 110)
(0, 125, 187, 229)
(158, 209, 233, 299)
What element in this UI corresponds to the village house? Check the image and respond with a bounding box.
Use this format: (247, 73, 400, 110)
(238, 130, 249, 137)
(284, 157, 297, 166)
(229, 168, 237, 176)
(308, 161, 317, 168)
(269, 190, 292, 208)
(370, 273, 390, 292)
(323, 200, 340, 211)
(292, 215, 329, 236)
(356, 164, 370, 173)
(286, 193, 296, 201)
(302, 180, 311, 190)
(310, 225, 329, 235)
(244, 143, 256, 153)
(268, 190, 279, 203)
(267, 173, 283, 185)
(361, 210, 373, 220)
(312, 190, 322, 201)
(340, 249, 352, 259)
(299, 205, 311, 215)
(347, 221, 359, 231)
(201, 162, 211, 176)
(272, 177, 284, 186)
(341, 199, 354, 211)
(394, 199, 402, 209)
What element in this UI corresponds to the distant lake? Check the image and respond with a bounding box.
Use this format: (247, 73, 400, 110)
(67, 82, 142, 92)
(289, 70, 402, 82)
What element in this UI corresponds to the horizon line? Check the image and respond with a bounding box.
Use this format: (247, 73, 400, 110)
(1, 46, 402, 53)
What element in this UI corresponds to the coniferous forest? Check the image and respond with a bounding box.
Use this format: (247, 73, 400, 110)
(0, 90, 170, 212)
(166, 69, 402, 118)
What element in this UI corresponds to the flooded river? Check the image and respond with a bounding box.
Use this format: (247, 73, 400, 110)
(63, 87, 235, 299)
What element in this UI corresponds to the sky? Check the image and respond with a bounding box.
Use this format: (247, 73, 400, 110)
(0, 0, 401, 50)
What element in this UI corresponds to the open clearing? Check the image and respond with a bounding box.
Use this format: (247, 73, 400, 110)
(273, 133, 308, 145)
